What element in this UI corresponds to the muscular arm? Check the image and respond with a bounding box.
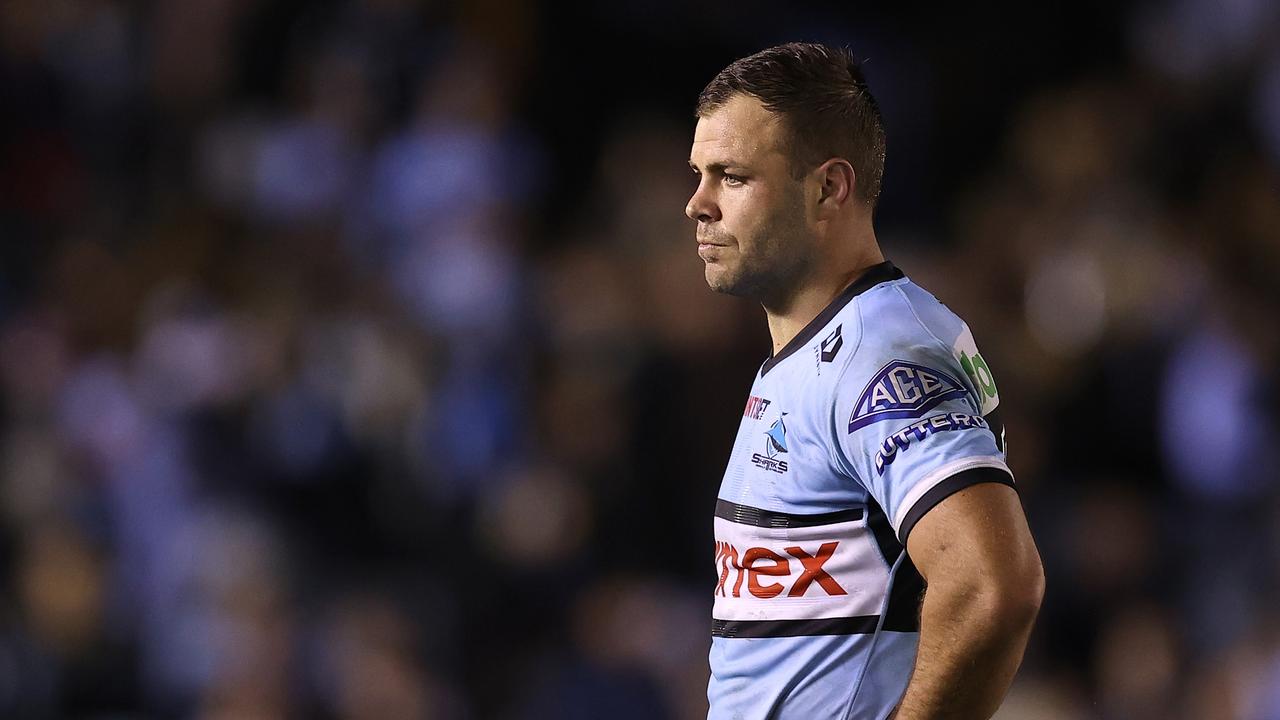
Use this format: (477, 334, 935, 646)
(890, 482, 1044, 719)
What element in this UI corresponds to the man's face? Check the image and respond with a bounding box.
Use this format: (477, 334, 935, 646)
(686, 94, 814, 302)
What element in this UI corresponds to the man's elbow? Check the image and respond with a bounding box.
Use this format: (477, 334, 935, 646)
(937, 551, 1044, 631)
(988, 551, 1045, 629)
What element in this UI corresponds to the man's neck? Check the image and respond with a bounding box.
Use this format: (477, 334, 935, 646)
(763, 249, 885, 357)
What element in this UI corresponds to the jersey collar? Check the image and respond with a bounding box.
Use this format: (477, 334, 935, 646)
(759, 260, 905, 378)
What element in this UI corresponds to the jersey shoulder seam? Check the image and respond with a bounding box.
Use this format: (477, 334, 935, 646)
(890, 282, 962, 365)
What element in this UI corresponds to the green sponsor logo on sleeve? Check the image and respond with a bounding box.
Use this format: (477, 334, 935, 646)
(959, 350, 998, 400)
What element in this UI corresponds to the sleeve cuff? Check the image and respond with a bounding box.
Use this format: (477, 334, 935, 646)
(897, 466, 1016, 545)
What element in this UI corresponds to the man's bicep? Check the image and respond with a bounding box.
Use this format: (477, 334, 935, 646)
(904, 482, 1041, 593)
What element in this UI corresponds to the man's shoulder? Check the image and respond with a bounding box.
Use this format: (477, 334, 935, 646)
(858, 278, 967, 349)
(836, 277, 1000, 422)
(764, 273, 979, 409)
(822, 277, 967, 379)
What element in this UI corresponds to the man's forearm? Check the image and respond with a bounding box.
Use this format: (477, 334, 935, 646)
(890, 580, 1041, 719)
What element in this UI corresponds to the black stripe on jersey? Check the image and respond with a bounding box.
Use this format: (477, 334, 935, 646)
(882, 554, 926, 632)
(714, 499, 864, 529)
(760, 260, 905, 377)
(867, 499, 925, 632)
(712, 615, 881, 638)
(866, 498, 901, 567)
(897, 466, 1016, 546)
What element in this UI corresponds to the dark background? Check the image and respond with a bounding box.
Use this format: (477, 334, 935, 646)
(1, 0, 1278, 717)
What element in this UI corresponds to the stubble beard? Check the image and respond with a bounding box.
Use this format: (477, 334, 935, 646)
(706, 195, 813, 307)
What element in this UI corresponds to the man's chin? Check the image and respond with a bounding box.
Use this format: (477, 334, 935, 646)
(704, 266, 744, 296)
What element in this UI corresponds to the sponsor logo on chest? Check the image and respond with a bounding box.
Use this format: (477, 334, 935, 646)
(743, 395, 772, 420)
(711, 513, 887, 619)
(714, 540, 847, 599)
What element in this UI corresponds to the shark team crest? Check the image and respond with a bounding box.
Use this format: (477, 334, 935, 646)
(751, 413, 790, 474)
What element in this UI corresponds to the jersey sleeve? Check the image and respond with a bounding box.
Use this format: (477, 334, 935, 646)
(831, 329, 1014, 545)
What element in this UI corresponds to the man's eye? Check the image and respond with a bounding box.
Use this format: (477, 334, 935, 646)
(723, 174, 745, 186)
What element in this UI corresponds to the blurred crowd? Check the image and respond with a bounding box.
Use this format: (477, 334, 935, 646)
(1, 0, 1278, 718)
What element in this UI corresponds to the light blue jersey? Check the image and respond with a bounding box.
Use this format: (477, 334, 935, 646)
(708, 261, 1013, 720)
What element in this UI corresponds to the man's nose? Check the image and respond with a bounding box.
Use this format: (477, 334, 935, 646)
(685, 183, 720, 223)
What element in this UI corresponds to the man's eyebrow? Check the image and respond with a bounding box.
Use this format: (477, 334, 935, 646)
(688, 161, 740, 173)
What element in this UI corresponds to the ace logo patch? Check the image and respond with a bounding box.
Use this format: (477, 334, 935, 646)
(848, 361, 968, 433)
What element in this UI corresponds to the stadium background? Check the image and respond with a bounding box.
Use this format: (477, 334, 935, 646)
(2, 0, 1279, 717)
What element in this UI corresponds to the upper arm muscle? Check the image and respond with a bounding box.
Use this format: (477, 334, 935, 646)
(904, 482, 1042, 595)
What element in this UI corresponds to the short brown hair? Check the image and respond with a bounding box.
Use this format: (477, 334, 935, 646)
(696, 42, 886, 207)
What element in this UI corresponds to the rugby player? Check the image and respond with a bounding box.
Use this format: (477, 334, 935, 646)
(685, 43, 1044, 720)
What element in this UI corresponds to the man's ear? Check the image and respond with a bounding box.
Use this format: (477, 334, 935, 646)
(815, 159, 856, 218)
